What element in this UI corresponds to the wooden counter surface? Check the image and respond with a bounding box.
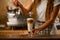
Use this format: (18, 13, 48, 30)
(0, 30, 60, 40)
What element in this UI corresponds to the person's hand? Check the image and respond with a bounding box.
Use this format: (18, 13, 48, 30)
(32, 28, 40, 34)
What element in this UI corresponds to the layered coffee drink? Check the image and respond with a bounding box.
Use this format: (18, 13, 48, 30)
(27, 18, 34, 33)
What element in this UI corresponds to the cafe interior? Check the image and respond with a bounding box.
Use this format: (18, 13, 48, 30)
(0, 0, 60, 40)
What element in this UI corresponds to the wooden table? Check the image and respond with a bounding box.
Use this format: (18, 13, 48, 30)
(0, 30, 60, 40)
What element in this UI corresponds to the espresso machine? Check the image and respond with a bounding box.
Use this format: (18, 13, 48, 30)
(7, 7, 20, 30)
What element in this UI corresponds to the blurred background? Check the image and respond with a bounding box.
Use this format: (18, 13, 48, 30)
(0, 0, 60, 30)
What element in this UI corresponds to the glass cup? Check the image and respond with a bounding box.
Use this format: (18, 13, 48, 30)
(27, 18, 34, 37)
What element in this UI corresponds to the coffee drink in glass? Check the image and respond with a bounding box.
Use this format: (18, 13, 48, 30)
(27, 18, 34, 34)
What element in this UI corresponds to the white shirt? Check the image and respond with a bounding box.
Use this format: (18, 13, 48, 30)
(37, 0, 47, 21)
(37, 0, 60, 21)
(54, 0, 60, 6)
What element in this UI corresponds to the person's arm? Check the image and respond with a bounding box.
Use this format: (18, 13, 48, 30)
(13, 0, 33, 13)
(17, 1, 32, 13)
(33, 5, 60, 32)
